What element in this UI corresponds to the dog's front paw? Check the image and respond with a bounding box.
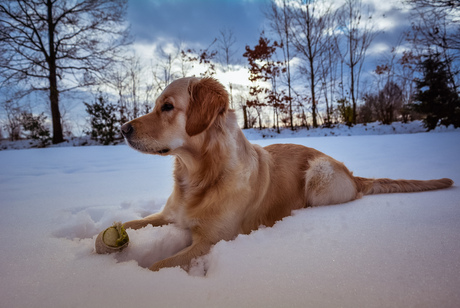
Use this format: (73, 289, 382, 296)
(149, 258, 189, 272)
(123, 219, 148, 230)
(149, 262, 165, 272)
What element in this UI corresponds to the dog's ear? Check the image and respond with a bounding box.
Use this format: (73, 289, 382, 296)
(186, 78, 229, 136)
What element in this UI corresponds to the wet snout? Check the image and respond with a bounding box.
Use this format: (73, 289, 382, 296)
(120, 120, 150, 153)
(121, 123, 133, 139)
(120, 119, 175, 155)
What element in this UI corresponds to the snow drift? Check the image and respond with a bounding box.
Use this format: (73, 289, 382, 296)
(0, 129, 459, 307)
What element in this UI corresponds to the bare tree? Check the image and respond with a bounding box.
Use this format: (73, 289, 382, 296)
(0, 0, 131, 143)
(175, 41, 192, 78)
(0, 81, 27, 140)
(372, 35, 419, 122)
(364, 81, 403, 125)
(217, 28, 237, 109)
(397, 50, 421, 121)
(406, 0, 460, 10)
(182, 39, 218, 78)
(319, 38, 340, 126)
(157, 47, 180, 86)
(1, 98, 22, 141)
(287, 0, 335, 128)
(105, 62, 129, 124)
(266, 0, 294, 129)
(126, 57, 142, 119)
(217, 28, 237, 71)
(232, 84, 251, 129)
(336, 0, 377, 125)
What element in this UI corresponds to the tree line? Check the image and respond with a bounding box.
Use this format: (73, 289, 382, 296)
(243, 0, 459, 131)
(1, 0, 459, 145)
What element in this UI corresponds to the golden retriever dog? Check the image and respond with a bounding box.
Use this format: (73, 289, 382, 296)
(121, 77, 453, 272)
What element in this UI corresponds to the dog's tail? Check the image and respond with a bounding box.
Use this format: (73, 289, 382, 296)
(354, 177, 454, 195)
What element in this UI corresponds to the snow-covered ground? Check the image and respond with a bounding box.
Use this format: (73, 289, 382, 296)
(1, 127, 459, 307)
(1, 120, 458, 150)
(243, 120, 458, 140)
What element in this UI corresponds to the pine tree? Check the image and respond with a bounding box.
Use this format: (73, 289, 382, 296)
(20, 111, 51, 147)
(84, 95, 120, 145)
(413, 54, 460, 130)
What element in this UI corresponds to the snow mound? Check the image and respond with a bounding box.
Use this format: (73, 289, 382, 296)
(1, 131, 459, 307)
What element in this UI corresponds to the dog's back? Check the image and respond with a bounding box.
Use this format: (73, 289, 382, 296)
(240, 142, 454, 234)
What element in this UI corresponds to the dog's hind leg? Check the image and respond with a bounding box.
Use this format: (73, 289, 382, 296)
(305, 157, 359, 207)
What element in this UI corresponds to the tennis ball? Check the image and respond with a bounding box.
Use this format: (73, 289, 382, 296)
(95, 221, 129, 254)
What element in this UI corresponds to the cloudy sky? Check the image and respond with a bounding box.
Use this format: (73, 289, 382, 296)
(126, 0, 414, 66)
(115, 0, 418, 130)
(127, 0, 268, 57)
(43, 0, 419, 134)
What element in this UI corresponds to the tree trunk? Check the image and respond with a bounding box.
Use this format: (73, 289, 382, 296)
(243, 105, 248, 129)
(310, 64, 317, 128)
(229, 83, 234, 109)
(305, 4, 318, 128)
(47, 0, 64, 144)
(324, 86, 330, 125)
(49, 70, 63, 144)
(349, 32, 357, 125)
(283, 0, 293, 130)
(350, 64, 357, 125)
(273, 106, 280, 133)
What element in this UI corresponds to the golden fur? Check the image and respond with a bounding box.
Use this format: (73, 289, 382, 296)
(121, 77, 454, 272)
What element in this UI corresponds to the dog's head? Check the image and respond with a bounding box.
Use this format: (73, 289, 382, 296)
(121, 77, 229, 155)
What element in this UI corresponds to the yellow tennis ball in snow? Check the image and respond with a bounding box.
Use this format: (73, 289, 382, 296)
(95, 222, 129, 254)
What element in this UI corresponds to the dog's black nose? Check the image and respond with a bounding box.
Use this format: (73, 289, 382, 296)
(121, 123, 133, 138)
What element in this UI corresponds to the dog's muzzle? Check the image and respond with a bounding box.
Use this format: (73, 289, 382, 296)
(121, 122, 171, 155)
(121, 123, 133, 139)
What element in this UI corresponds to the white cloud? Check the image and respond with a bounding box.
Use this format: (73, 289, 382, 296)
(367, 42, 390, 55)
(216, 66, 252, 88)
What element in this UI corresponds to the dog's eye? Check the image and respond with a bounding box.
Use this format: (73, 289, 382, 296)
(161, 103, 174, 112)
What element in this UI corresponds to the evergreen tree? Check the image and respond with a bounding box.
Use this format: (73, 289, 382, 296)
(20, 111, 51, 147)
(413, 54, 460, 130)
(84, 95, 120, 145)
(337, 98, 353, 126)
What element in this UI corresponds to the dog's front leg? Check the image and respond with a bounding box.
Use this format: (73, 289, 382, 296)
(149, 226, 213, 272)
(123, 212, 170, 230)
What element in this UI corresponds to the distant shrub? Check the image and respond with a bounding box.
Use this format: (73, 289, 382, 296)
(337, 98, 353, 127)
